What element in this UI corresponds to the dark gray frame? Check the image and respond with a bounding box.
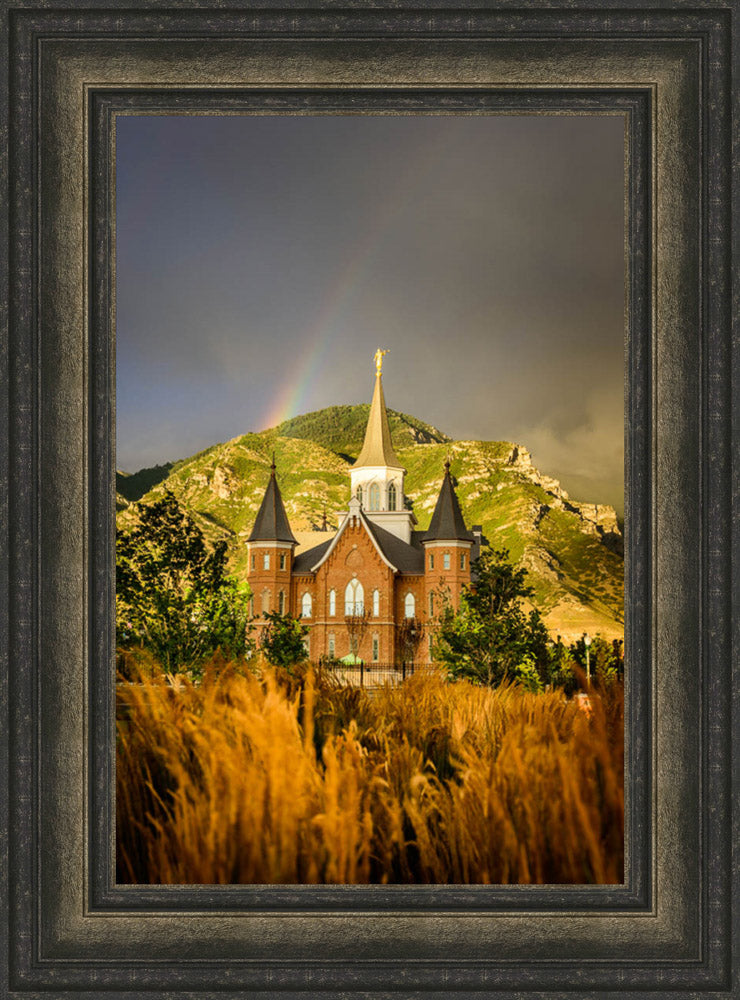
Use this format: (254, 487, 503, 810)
(1, 2, 736, 997)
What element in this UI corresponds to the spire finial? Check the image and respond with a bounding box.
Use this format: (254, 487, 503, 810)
(374, 347, 389, 376)
(444, 454, 451, 474)
(271, 451, 276, 474)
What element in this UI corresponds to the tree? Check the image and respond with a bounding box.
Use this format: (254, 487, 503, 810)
(116, 490, 253, 674)
(259, 611, 309, 669)
(433, 548, 550, 686)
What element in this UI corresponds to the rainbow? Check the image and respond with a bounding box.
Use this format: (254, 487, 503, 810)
(258, 117, 459, 432)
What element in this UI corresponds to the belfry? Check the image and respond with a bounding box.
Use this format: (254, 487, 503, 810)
(246, 351, 484, 664)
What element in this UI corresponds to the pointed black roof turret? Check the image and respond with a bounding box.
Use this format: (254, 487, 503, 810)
(247, 456, 298, 544)
(421, 458, 475, 543)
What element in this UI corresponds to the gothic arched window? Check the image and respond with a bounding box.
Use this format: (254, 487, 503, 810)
(261, 589, 271, 614)
(345, 579, 365, 616)
(404, 592, 416, 619)
(355, 485, 363, 505)
(388, 482, 397, 510)
(329, 589, 336, 616)
(278, 590, 286, 614)
(369, 483, 380, 511)
(372, 589, 380, 616)
(301, 593, 312, 618)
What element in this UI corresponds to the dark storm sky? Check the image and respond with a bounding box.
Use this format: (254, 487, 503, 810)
(116, 114, 625, 514)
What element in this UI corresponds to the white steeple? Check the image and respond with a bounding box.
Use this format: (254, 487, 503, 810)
(349, 350, 416, 543)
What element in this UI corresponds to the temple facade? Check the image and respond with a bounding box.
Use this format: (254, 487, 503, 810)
(246, 352, 484, 664)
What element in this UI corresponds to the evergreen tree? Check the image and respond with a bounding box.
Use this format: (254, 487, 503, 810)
(433, 548, 550, 686)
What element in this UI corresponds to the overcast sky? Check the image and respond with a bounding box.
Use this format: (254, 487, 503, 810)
(116, 114, 625, 514)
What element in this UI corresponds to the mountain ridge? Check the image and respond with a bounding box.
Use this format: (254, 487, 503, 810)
(117, 405, 624, 642)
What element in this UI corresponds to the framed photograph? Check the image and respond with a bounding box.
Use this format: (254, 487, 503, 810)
(2, 1, 735, 997)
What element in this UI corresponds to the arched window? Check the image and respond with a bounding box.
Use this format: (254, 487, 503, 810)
(328, 633, 336, 658)
(429, 593, 435, 617)
(301, 593, 312, 618)
(329, 589, 336, 616)
(355, 485, 363, 505)
(388, 482, 397, 510)
(263, 552, 270, 570)
(261, 589, 271, 614)
(443, 552, 451, 570)
(345, 579, 364, 616)
(278, 590, 286, 614)
(404, 592, 415, 619)
(369, 483, 380, 511)
(372, 589, 380, 616)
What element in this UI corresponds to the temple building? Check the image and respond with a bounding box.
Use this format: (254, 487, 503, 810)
(246, 351, 485, 663)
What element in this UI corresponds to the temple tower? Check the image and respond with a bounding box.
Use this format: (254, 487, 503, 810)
(246, 458, 298, 621)
(349, 349, 416, 543)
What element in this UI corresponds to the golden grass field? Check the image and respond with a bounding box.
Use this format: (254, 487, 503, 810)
(116, 661, 623, 885)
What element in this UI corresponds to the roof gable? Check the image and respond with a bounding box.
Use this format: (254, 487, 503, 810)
(308, 500, 398, 573)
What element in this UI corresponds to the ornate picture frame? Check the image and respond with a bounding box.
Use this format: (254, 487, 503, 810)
(2, 2, 736, 997)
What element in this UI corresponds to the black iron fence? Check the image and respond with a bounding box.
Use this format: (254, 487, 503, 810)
(315, 660, 435, 688)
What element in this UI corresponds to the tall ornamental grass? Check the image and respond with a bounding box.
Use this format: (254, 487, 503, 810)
(117, 662, 623, 884)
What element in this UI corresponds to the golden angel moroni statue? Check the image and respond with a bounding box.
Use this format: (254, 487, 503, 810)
(374, 348, 389, 374)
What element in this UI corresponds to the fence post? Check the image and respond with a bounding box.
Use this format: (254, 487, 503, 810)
(402, 660, 406, 682)
(360, 661, 364, 687)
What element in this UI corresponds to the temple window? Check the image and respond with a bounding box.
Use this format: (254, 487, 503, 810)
(388, 482, 397, 510)
(429, 553, 434, 570)
(263, 552, 270, 570)
(372, 635, 379, 661)
(329, 589, 336, 616)
(280, 552, 287, 570)
(443, 552, 451, 570)
(301, 593, 312, 618)
(372, 589, 380, 616)
(278, 590, 286, 614)
(328, 633, 335, 658)
(369, 483, 380, 511)
(261, 589, 270, 614)
(345, 579, 365, 615)
(460, 552, 466, 570)
(404, 592, 415, 619)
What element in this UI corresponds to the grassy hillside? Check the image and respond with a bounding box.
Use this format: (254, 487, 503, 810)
(118, 407, 624, 641)
(275, 405, 449, 460)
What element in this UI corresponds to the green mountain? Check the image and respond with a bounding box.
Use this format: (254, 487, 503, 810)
(118, 406, 624, 642)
